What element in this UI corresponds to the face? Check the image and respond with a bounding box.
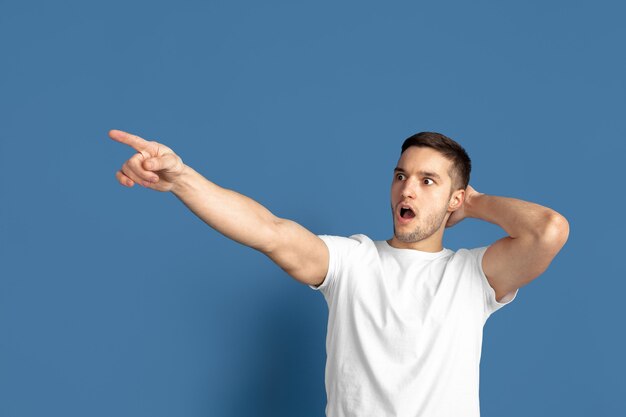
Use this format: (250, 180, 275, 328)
(390, 147, 461, 247)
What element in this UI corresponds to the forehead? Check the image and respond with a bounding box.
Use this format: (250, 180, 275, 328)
(396, 147, 453, 181)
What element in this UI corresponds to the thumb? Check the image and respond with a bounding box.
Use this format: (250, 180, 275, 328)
(143, 154, 179, 172)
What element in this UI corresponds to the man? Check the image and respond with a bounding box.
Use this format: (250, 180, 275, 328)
(109, 129, 569, 417)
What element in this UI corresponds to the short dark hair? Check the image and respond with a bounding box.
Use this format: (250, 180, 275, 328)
(401, 132, 471, 190)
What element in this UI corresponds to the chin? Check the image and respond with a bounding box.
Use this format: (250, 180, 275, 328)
(394, 227, 425, 243)
(394, 219, 442, 243)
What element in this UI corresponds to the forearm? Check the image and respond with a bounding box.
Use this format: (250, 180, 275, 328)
(465, 193, 567, 241)
(170, 164, 278, 252)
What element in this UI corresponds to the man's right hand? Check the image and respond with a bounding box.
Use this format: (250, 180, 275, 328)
(109, 129, 185, 192)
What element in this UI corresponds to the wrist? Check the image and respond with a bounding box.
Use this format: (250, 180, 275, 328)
(463, 190, 485, 219)
(170, 164, 195, 195)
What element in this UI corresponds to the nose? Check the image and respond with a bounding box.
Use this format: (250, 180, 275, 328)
(400, 177, 416, 199)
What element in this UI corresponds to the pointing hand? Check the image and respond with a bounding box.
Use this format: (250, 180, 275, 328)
(109, 129, 185, 192)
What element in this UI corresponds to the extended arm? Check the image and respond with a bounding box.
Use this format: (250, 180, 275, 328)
(170, 165, 329, 285)
(452, 187, 570, 302)
(109, 129, 329, 286)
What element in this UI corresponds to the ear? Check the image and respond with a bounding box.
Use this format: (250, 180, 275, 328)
(448, 188, 465, 211)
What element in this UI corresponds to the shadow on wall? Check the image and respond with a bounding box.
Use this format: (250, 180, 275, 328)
(223, 273, 328, 417)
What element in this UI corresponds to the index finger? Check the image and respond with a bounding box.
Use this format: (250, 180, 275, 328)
(108, 129, 151, 152)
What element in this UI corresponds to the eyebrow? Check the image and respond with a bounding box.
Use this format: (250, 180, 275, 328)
(393, 167, 442, 180)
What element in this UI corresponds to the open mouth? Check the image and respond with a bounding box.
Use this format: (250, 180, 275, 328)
(400, 207, 416, 219)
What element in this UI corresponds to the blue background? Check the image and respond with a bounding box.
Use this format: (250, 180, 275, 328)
(1, 0, 624, 416)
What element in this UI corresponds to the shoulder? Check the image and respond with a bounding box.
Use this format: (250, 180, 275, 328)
(309, 233, 376, 293)
(317, 233, 374, 249)
(316, 233, 379, 264)
(449, 246, 487, 258)
(445, 246, 488, 269)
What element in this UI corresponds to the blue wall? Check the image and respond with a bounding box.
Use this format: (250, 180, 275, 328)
(1, 1, 624, 416)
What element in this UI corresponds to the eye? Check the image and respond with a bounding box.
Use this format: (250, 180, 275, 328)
(396, 173, 406, 181)
(423, 178, 434, 185)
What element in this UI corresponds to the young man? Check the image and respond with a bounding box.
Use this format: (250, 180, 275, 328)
(109, 129, 569, 417)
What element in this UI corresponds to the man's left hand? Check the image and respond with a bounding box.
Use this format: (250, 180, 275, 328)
(445, 185, 482, 228)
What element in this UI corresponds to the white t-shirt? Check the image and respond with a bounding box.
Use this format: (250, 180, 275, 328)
(309, 234, 518, 417)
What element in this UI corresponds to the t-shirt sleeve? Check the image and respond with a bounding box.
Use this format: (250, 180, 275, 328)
(308, 234, 360, 297)
(470, 246, 519, 320)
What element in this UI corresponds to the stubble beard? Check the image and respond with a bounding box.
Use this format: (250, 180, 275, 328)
(392, 205, 449, 243)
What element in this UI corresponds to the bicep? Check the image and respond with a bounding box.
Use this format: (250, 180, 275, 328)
(482, 215, 569, 301)
(263, 217, 329, 286)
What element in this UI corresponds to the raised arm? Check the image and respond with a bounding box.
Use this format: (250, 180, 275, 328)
(109, 129, 329, 287)
(447, 185, 570, 302)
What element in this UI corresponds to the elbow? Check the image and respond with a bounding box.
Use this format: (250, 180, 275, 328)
(538, 211, 570, 251)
